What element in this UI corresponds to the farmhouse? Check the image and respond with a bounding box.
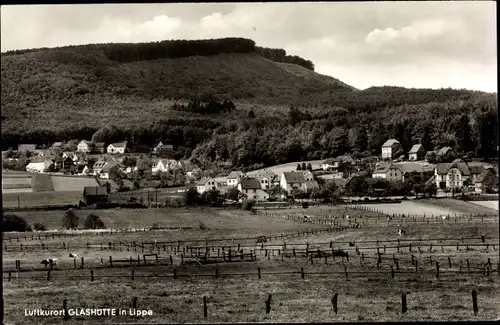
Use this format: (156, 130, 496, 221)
(321, 155, 354, 171)
(33, 149, 50, 157)
(83, 186, 108, 205)
(381, 139, 402, 160)
(107, 141, 127, 154)
(79, 165, 92, 176)
(434, 159, 483, 189)
(18, 144, 36, 153)
(227, 171, 244, 187)
(474, 167, 498, 193)
(77, 140, 94, 153)
(409, 144, 426, 161)
(151, 159, 169, 173)
(92, 158, 109, 175)
(372, 163, 403, 182)
(237, 178, 270, 201)
(280, 172, 305, 197)
(98, 163, 115, 179)
(25, 158, 54, 173)
(321, 158, 335, 171)
(196, 177, 218, 194)
(254, 172, 277, 190)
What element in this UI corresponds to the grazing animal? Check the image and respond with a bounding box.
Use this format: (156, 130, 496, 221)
(256, 236, 267, 244)
(398, 229, 407, 236)
(303, 216, 310, 223)
(345, 215, 350, 220)
(442, 215, 449, 220)
(40, 259, 50, 268)
(353, 223, 360, 228)
(69, 253, 78, 258)
(49, 259, 58, 268)
(312, 250, 327, 258)
(332, 250, 349, 258)
(348, 242, 355, 247)
(387, 216, 393, 220)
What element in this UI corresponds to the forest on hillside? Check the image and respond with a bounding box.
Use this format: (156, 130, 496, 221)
(1, 38, 497, 169)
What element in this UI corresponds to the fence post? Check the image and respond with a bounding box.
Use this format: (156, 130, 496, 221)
(448, 257, 452, 269)
(174, 269, 177, 279)
(402, 292, 407, 313)
(332, 293, 338, 314)
(131, 269, 135, 281)
(344, 266, 348, 280)
(47, 269, 51, 281)
(63, 299, 69, 321)
(265, 294, 272, 314)
(258, 267, 261, 279)
(301, 268, 305, 279)
(391, 266, 395, 278)
(436, 262, 440, 279)
(472, 290, 478, 315)
(91, 270, 94, 281)
(109, 256, 113, 268)
(81, 257, 84, 269)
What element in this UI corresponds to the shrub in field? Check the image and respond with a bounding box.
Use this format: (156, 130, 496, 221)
(151, 223, 160, 229)
(2, 214, 32, 232)
(199, 221, 207, 230)
(184, 188, 200, 206)
(62, 209, 79, 229)
(242, 199, 256, 211)
(84, 213, 105, 229)
(33, 222, 47, 231)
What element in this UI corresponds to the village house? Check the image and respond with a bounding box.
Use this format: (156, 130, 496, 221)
(83, 186, 108, 205)
(372, 163, 403, 182)
(237, 178, 270, 201)
(33, 149, 50, 157)
(381, 139, 402, 160)
(107, 141, 128, 154)
(196, 177, 218, 194)
(25, 158, 54, 173)
(254, 172, 277, 190)
(151, 159, 169, 173)
(434, 159, 484, 189)
(94, 142, 106, 154)
(321, 158, 335, 171)
(18, 144, 36, 153)
(51, 142, 63, 151)
(280, 171, 319, 197)
(92, 158, 108, 176)
(409, 144, 426, 161)
(77, 140, 94, 153)
(79, 165, 92, 176)
(227, 171, 244, 187)
(475, 167, 498, 193)
(152, 141, 174, 155)
(98, 162, 123, 179)
(321, 155, 354, 171)
(186, 167, 203, 180)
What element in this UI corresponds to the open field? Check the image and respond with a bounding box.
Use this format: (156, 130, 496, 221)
(247, 160, 325, 176)
(32, 174, 54, 192)
(354, 199, 498, 217)
(3, 205, 499, 324)
(51, 176, 99, 191)
(2, 191, 83, 208)
(471, 201, 499, 211)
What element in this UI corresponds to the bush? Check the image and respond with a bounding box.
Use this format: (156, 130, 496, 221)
(62, 209, 79, 229)
(199, 221, 207, 230)
(151, 223, 160, 229)
(2, 214, 32, 232)
(242, 199, 256, 211)
(302, 202, 309, 209)
(84, 213, 105, 229)
(33, 222, 47, 231)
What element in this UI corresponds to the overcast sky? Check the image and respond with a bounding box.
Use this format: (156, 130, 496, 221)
(1, 2, 496, 92)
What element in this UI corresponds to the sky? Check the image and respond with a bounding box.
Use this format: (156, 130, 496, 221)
(1, 2, 497, 92)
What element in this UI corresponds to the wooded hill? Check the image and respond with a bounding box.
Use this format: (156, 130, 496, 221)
(1, 37, 497, 169)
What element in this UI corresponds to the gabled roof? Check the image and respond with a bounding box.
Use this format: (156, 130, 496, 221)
(282, 172, 306, 183)
(79, 140, 93, 146)
(239, 178, 261, 190)
(94, 142, 106, 147)
(52, 142, 63, 147)
(100, 163, 119, 173)
(323, 158, 335, 164)
(29, 157, 51, 164)
(83, 186, 108, 196)
(303, 181, 319, 189)
(425, 175, 436, 186)
(435, 163, 449, 175)
(196, 177, 215, 186)
(227, 171, 244, 179)
(467, 163, 484, 175)
(409, 144, 424, 154)
(373, 163, 400, 174)
(333, 155, 354, 163)
(475, 168, 498, 184)
(109, 141, 127, 148)
(18, 144, 36, 150)
(449, 159, 470, 176)
(436, 147, 452, 156)
(382, 139, 400, 147)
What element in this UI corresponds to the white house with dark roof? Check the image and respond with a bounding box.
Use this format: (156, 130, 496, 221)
(254, 171, 278, 190)
(153, 141, 174, 155)
(434, 159, 485, 189)
(227, 171, 244, 187)
(196, 177, 218, 194)
(25, 158, 54, 173)
(107, 141, 127, 154)
(475, 167, 498, 193)
(280, 171, 319, 196)
(409, 144, 426, 161)
(237, 178, 269, 201)
(77, 140, 94, 153)
(372, 163, 403, 182)
(381, 139, 402, 159)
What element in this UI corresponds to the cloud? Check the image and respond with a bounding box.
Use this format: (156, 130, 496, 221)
(365, 20, 452, 46)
